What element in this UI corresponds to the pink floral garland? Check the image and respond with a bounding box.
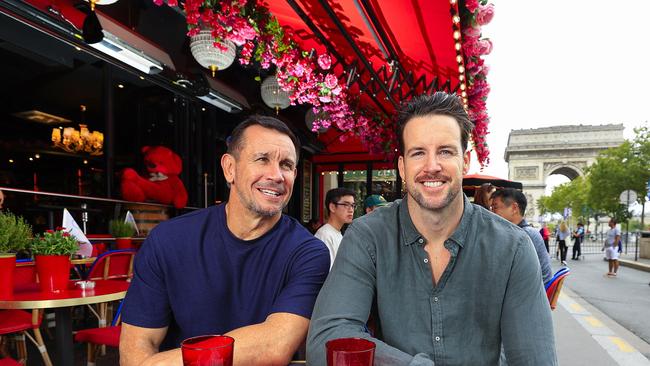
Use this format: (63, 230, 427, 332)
(460, 0, 494, 168)
(154, 0, 490, 163)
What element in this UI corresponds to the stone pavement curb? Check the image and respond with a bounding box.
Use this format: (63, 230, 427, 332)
(619, 259, 650, 273)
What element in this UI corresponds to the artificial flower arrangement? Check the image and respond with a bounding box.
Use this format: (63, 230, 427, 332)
(155, 0, 493, 165)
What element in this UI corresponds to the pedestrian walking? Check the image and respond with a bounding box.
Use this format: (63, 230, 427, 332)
(557, 221, 571, 265)
(540, 223, 550, 253)
(603, 219, 621, 276)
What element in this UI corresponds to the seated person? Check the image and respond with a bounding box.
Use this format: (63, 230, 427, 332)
(120, 116, 330, 365)
(307, 93, 556, 365)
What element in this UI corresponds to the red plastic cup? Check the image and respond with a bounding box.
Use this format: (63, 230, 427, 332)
(326, 337, 375, 366)
(181, 335, 234, 366)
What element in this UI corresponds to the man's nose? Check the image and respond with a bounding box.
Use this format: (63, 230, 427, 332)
(266, 164, 285, 182)
(423, 154, 442, 172)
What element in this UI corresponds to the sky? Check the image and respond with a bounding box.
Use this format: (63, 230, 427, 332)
(466, 0, 649, 191)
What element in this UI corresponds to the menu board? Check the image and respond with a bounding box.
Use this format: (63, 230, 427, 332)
(302, 159, 312, 222)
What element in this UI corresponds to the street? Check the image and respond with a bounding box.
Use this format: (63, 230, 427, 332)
(552, 252, 650, 365)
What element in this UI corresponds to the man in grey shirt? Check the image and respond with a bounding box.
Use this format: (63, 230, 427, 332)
(490, 188, 553, 284)
(307, 93, 556, 365)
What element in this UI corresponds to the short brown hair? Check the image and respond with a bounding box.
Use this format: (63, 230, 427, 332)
(227, 115, 301, 160)
(396, 93, 473, 154)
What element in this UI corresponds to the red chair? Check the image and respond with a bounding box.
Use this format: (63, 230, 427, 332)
(0, 357, 23, 366)
(74, 301, 123, 366)
(546, 272, 569, 310)
(1, 264, 53, 366)
(85, 249, 136, 282)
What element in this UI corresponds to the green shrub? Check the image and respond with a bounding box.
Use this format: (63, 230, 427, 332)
(31, 228, 79, 256)
(109, 220, 135, 238)
(0, 211, 33, 254)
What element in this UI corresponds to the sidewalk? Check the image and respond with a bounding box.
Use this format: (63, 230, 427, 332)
(618, 253, 650, 273)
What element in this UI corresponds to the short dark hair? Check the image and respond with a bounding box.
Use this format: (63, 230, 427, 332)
(227, 115, 301, 160)
(491, 188, 527, 216)
(325, 187, 356, 215)
(396, 92, 474, 154)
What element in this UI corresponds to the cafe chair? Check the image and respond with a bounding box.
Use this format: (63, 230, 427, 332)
(0, 357, 22, 366)
(74, 300, 124, 366)
(545, 268, 570, 310)
(0, 309, 53, 366)
(84, 249, 135, 328)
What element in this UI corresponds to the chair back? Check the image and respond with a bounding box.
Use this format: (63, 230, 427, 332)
(546, 272, 569, 310)
(85, 249, 136, 281)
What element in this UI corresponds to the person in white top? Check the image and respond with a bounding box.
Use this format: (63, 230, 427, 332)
(603, 218, 621, 277)
(315, 187, 356, 268)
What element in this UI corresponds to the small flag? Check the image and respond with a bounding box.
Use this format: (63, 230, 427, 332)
(124, 211, 139, 236)
(62, 209, 92, 257)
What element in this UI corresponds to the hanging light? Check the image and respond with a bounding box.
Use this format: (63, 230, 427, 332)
(304, 108, 328, 133)
(261, 75, 290, 113)
(51, 105, 103, 155)
(190, 30, 236, 77)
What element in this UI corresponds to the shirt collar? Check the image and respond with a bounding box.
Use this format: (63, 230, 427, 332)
(399, 194, 474, 248)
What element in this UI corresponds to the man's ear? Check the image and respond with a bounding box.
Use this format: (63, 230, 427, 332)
(221, 153, 236, 185)
(462, 150, 471, 175)
(398, 155, 405, 182)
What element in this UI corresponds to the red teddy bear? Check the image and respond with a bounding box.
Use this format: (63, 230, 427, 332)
(121, 146, 188, 209)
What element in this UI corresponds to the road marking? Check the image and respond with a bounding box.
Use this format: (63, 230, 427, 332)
(609, 337, 635, 353)
(559, 294, 650, 365)
(586, 316, 604, 327)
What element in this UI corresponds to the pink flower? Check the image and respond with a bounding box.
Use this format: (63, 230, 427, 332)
(319, 95, 332, 103)
(477, 39, 493, 55)
(167, 0, 178, 6)
(465, 0, 480, 12)
(476, 4, 495, 26)
(153, 0, 164, 5)
(324, 74, 338, 89)
(318, 54, 332, 70)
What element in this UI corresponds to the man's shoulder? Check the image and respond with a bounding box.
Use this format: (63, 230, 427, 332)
(352, 199, 400, 230)
(150, 205, 222, 239)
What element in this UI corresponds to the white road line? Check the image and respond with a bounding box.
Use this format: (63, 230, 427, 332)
(558, 293, 650, 365)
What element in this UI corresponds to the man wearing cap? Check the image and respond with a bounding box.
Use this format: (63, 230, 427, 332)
(364, 194, 388, 214)
(315, 187, 356, 268)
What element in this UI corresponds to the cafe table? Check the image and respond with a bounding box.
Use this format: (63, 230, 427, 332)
(0, 280, 129, 366)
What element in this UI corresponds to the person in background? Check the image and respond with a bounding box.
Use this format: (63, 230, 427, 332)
(315, 187, 356, 268)
(472, 182, 496, 210)
(306, 218, 322, 234)
(363, 194, 389, 214)
(603, 219, 621, 276)
(540, 223, 551, 253)
(490, 188, 552, 284)
(571, 222, 585, 260)
(0, 189, 4, 210)
(557, 221, 571, 265)
(119, 115, 330, 366)
(307, 93, 556, 365)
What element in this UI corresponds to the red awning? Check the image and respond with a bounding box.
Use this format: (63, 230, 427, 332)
(267, 0, 462, 157)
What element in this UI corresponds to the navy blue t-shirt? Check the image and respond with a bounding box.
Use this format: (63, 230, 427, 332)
(121, 204, 330, 350)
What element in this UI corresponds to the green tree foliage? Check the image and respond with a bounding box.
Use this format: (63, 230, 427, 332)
(537, 176, 592, 222)
(586, 126, 650, 222)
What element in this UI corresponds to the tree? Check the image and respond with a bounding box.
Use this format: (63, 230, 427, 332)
(586, 126, 650, 222)
(538, 176, 592, 222)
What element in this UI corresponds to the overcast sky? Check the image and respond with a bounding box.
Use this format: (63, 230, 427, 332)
(466, 0, 649, 189)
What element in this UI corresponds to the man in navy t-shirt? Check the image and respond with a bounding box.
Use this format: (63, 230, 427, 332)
(120, 116, 330, 365)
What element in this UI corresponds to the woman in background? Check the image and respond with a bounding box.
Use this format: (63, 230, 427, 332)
(557, 221, 571, 265)
(473, 183, 496, 210)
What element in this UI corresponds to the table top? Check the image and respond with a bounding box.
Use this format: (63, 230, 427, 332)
(0, 280, 129, 309)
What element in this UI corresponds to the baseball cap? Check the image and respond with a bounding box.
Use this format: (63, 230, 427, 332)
(364, 195, 388, 209)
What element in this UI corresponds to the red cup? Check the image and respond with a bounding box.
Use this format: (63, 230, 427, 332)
(181, 335, 234, 366)
(326, 337, 375, 366)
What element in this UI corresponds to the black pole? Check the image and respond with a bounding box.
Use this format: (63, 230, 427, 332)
(103, 63, 115, 198)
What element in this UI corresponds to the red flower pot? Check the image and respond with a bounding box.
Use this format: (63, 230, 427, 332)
(35, 255, 71, 293)
(0, 254, 16, 299)
(116, 238, 133, 250)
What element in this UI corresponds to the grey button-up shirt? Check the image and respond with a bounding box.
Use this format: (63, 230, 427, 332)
(307, 196, 556, 365)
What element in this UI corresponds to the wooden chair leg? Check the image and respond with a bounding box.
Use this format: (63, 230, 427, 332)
(15, 334, 27, 363)
(32, 328, 53, 366)
(86, 343, 97, 366)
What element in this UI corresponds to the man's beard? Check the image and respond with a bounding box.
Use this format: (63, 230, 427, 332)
(407, 180, 460, 212)
(236, 187, 287, 217)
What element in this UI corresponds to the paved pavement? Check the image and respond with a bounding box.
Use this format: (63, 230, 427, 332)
(552, 253, 650, 365)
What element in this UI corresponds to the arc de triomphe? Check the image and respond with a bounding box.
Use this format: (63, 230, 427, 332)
(504, 124, 625, 221)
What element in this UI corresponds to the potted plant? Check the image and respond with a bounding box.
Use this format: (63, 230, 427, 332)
(109, 219, 136, 250)
(0, 211, 32, 298)
(31, 227, 79, 293)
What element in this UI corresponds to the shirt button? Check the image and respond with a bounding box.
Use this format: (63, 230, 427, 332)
(434, 297, 438, 302)
(418, 238, 424, 244)
(435, 336, 441, 342)
(423, 258, 429, 263)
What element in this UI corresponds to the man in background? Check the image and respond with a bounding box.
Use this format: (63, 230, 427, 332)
(604, 219, 621, 276)
(315, 187, 356, 267)
(490, 188, 552, 284)
(363, 194, 388, 214)
(572, 222, 584, 260)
